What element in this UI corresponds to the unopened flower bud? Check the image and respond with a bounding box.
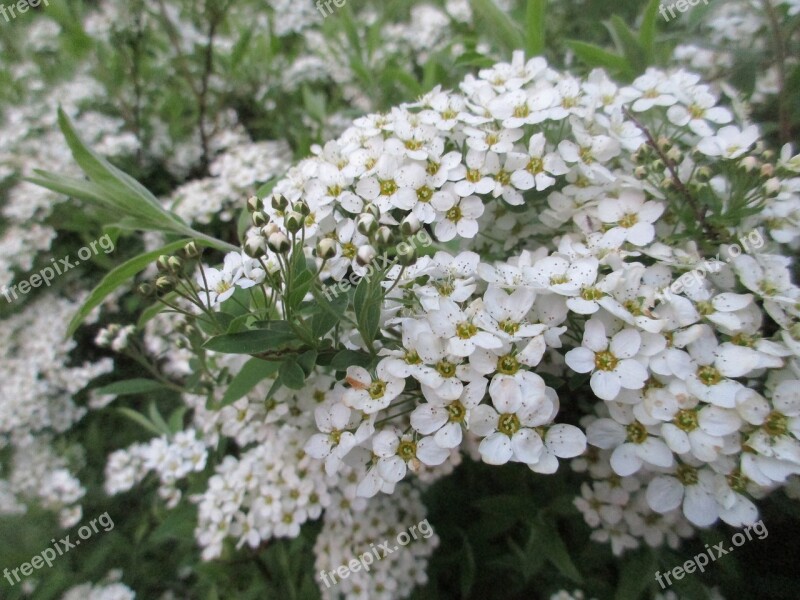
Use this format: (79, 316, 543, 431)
(400, 214, 421, 235)
(634, 166, 648, 180)
(363, 203, 380, 219)
(137, 283, 154, 297)
(294, 201, 311, 216)
(765, 177, 781, 196)
(262, 223, 280, 238)
(657, 136, 672, 153)
(244, 237, 266, 258)
(666, 147, 682, 163)
(651, 159, 665, 172)
(252, 211, 269, 228)
(374, 226, 393, 246)
(267, 232, 291, 254)
(695, 166, 711, 183)
(247, 196, 262, 213)
(356, 213, 378, 236)
(316, 238, 337, 260)
(181, 241, 200, 259)
(285, 210, 304, 233)
(271, 194, 289, 211)
(168, 256, 184, 273)
(356, 245, 377, 266)
(740, 156, 759, 172)
(155, 275, 174, 294)
(156, 255, 171, 273)
(396, 243, 417, 266)
(761, 163, 774, 178)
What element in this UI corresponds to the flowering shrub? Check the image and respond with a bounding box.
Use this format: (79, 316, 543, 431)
(3, 0, 800, 599)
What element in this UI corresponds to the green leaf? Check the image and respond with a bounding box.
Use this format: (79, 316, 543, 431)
(639, 0, 661, 59)
(353, 268, 384, 348)
(615, 549, 656, 600)
(116, 408, 163, 436)
(296, 349, 318, 376)
(280, 359, 307, 390)
(203, 321, 298, 354)
(536, 518, 583, 584)
(221, 358, 280, 407)
(565, 40, 631, 76)
(525, 0, 547, 56)
(311, 289, 349, 338)
(94, 379, 169, 397)
(470, 0, 526, 53)
(330, 349, 373, 371)
(607, 16, 646, 73)
(57, 108, 183, 226)
(66, 238, 195, 337)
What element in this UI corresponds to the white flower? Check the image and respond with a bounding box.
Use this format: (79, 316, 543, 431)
(597, 190, 665, 246)
(426, 298, 503, 357)
(305, 402, 359, 476)
(646, 467, 720, 527)
(470, 375, 552, 465)
(565, 320, 649, 401)
(373, 429, 449, 483)
(587, 415, 674, 476)
(529, 423, 587, 474)
(411, 380, 487, 448)
(508, 132, 569, 192)
(697, 125, 760, 159)
(432, 194, 484, 241)
(342, 362, 405, 414)
(197, 252, 248, 307)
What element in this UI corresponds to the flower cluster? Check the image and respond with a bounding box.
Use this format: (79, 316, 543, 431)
(179, 51, 800, 563)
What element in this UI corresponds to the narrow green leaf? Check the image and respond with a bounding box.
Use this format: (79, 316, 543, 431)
(94, 379, 168, 397)
(639, 0, 661, 59)
(565, 40, 631, 75)
(311, 289, 349, 339)
(203, 322, 298, 354)
(221, 358, 280, 406)
(525, 0, 547, 56)
(116, 408, 163, 436)
(470, 0, 526, 52)
(537, 519, 583, 584)
(607, 16, 646, 73)
(66, 238, 194, 337)
(615, 549, 656, 600)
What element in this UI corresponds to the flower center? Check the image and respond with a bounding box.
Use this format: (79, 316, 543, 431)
(426, 160, 440, 176)
(731, 333, 755, 347)
(466, 168, 482, 183)
(447, 400, 466, 423)
(456, 321, 477, 339)
(327, 184, 342, 197)
(494, 169, 511, 186)
(697, 365, 722, 386)
(404, 350, 422, 365)
(581, 287, 603, 301)
(498, 319, 520, 335)
(676, 464, 699, 486)
(397, 440, 417, 461)
(594, 350, 618, 371)
(329, 430, 342, 445)
(675, 409, 698, 432)
(727, 470, 748, 493)
(342, 242, 357, 258)
(368, 380, 387, 399)
(379, 179, 398, 196)
(550, 274, 570, 285)
(436, 360, 457, 378)
(497, 353, 519, 375)
(417, 185, 433, 203)
(446, 206, 463, 222)
(405, 140, 423, 151)
(626, 421, 648, 444)
(497, 413, 521, 436)
(513, 104, 530, 118)
(696, 300, 714, 316)
(526, 157, 543, 174)
(619, 213, 638, 228)
(763, 411, 788, 436)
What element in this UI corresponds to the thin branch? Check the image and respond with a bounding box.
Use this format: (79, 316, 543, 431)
(623, 107, 722, 243)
